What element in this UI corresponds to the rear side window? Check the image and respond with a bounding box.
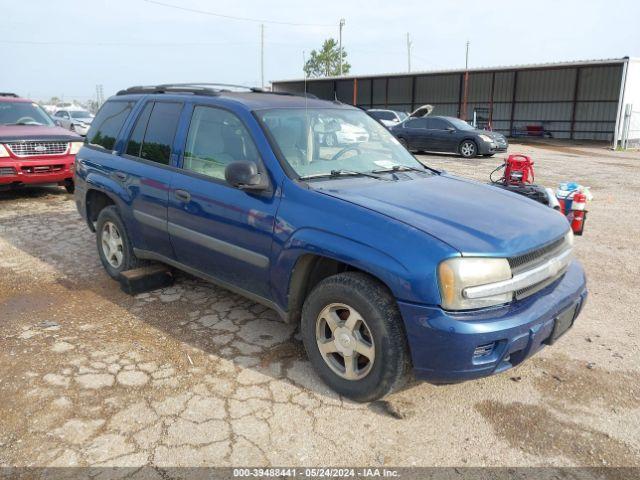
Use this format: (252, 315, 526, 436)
(125, 102, 153, 157)
(405, 118, 426, 128)
(87, 101, 134, 151)
(139, 102, 182, 165)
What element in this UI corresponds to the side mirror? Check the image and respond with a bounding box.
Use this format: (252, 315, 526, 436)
(225, 161, 269, 191)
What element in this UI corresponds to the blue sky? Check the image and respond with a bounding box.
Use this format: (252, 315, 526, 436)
(2, 0, 639, 102)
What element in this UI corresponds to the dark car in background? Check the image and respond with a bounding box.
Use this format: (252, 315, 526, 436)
(390, 115, 508, 158)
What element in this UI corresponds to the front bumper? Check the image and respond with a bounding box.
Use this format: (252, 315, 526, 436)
(0, 154, 75, 186)
(398, 260, 587, 383)
(478, 140, 508, 154)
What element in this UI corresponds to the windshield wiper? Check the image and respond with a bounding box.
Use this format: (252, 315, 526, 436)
(299, 169, 391, 181)
(373, 164, 440, 175)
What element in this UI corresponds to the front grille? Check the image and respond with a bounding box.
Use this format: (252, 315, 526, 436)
(7, 141, 69, 157)
(515, 269, 566, 300)
(508, 236, 566, 275)
(0, 166, 17, 176)
(21, 165, 64, 174)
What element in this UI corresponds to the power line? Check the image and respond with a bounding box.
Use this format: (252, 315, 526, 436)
(0, 39, 255, 47)
(142, 0, 334, 27)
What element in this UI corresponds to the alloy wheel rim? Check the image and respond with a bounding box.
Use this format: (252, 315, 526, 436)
(315, 303, 375, 381)
(101, 221, 124, 268)
(461, 142, 475, 156)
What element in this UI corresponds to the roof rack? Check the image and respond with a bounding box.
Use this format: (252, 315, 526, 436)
(0, 92, 19, 98)
(116, 83, 319, 99)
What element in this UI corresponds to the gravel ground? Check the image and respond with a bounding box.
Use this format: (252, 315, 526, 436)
(0, 141, 639, 469)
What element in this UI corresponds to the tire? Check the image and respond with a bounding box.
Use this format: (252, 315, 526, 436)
(70, 124, 75, 132)
(398, 137, 409, 149)
(459, 140, 478, 158)
(301, 272, 410, 402)
(95, 206, 142, 279)
(64, 180, 75, 194)
(324, 133, 338, 147)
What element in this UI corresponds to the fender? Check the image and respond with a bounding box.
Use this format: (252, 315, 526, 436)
(83, 171, 133, 231)
(271, 227, 418, 311)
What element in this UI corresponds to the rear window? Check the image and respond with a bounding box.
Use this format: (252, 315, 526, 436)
(87, 101, 134, 151)
(371, 111, 395, 121)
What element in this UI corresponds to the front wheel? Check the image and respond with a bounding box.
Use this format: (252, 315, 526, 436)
(301, 272, 410, 402)
(459, 140, 478, 158)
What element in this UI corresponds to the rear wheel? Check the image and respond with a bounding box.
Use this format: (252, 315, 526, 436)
(96, 206, 143, 279)
(460, 140, 478, 158)
(301, 272, 410, 402)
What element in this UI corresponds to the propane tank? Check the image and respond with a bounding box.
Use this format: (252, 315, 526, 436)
(570, 192, 587, 235)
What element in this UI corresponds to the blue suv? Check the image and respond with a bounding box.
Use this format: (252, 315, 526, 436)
(74, 84, 587, 402)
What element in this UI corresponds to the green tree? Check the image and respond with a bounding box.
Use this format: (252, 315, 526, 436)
(304, 38, 351, 78)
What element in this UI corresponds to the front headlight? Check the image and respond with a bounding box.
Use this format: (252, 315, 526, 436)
(438, 257, 512, 310)
(479, 134, 494, 143)
(69, 141, 83, 154)
(565, 229, 574, 247)
(0, 144, 9, 157)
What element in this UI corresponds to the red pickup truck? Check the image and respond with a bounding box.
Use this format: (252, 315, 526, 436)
(0, 93, 83, 193)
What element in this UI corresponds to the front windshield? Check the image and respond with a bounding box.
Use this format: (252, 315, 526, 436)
(70, 110, 92, 119)
(447, 117, 475, 131)
(0, 102, 55, 126)
(258, 108, 426, 178)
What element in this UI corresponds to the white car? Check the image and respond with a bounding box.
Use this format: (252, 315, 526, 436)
(367, 109, 408, 128)
(53, 109, 94, 136)
(323, 122, 370, 146)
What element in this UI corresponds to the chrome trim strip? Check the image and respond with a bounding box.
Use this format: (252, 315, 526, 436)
(464, 248, 573, 299)
(133, 210, 168, 231)
(167, 222, 269, 269)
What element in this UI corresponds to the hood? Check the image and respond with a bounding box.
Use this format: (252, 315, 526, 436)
(314, 174, 568, 256)
(0, 125, 83, 142)
(72, 117, 93, 124)
(477, 129, 506, 140)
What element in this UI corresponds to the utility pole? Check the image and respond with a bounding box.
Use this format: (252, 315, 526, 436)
(260, 24, 265, 89)
(406, 32, 412, 73)
(465, 40, 470, 69)
(339, 18, 345, 76)
(461, 41, 470, 120)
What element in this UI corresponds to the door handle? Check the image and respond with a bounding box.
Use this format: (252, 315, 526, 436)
(175, 189, 191, 202)
(113, 171, 128, 181)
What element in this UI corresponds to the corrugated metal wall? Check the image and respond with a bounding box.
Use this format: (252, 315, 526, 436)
(273, 62, 624, 141)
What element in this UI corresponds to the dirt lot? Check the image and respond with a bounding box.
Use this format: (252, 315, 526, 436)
(1, 142, 639, 469)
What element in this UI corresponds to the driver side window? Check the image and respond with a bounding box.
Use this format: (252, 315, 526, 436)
(183, 106, 259, 181)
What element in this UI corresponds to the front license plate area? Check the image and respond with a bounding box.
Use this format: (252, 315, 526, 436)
(547, 302, 579, 344)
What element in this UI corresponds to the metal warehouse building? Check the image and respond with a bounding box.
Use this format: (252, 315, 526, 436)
(272, 57, 640, 146)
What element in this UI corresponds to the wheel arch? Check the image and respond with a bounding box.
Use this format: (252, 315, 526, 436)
(275, 229, 410, 324)
(84, 188, 118, 232)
